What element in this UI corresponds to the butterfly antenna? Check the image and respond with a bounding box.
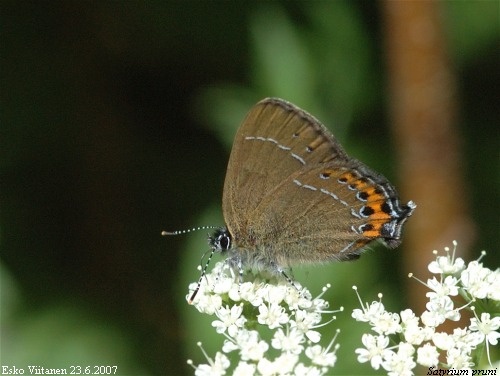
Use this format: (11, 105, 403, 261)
(188, 247, 217, 304)
(161, 225, 219, 236)
(162, 225, 222, 304)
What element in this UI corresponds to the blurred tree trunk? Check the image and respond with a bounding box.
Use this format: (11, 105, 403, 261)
(382, 1, 475, 314)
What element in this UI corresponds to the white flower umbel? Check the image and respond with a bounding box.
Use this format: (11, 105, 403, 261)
(352, 241, 500, 374)
(187, 261, 342, 375)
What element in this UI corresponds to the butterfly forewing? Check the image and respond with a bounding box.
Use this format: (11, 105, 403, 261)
(223, 98, 349, 241)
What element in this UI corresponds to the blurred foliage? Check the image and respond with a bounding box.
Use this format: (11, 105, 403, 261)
(1, 263, 143, 373)
(195, 2, 375, 148)
(1, 1, 498, 375)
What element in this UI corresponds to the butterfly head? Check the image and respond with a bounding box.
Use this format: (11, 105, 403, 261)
(209, 227, 232, 253)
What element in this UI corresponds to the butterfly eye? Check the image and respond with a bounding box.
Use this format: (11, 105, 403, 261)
(216, 232, 231, 251)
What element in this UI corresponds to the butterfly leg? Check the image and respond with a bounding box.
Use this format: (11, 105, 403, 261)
(225, 255, 244, 293)
(271, 262, 303, 295)
(288, 275, 308, 299)
(237, 257, 243, 293)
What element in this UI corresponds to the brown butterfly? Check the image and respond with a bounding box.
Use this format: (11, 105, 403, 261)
(168, 98, 415, 303)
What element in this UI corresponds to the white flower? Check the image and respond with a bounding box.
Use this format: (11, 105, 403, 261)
(284, 285, 310, 309)
(212, 304, 246, 337)
(450, 327, 482, 351)
(381, 343, 416, 376)
(426, 275, 459, 300)
(293, 363, 322, 376)
(355, 334, 390, 370)
(232, 361, 256, 376)
(461, 261, 492, 299)
(221, 338, 239, 354)
(256, 353, 299, 376)
(400, 308, 434, 345)
(432, 332, 454, 350)
(352, 299, 401, 336)
(256, 358, 276, 376)
(273, 353, 299, 374)
(223, 329, 269, 358)
(194, 352, 230, 376)
(421, 310, 440, 328)
(305, 330, 321, 343)
(187, 261, 343, 375)
(416, 343, 439, 367)
(371, 310, 402, 335)
(257, 354, 299, 376)
(351, 292, 401, 335)
(294, 308, 322, 327)
(446, 347, 473, 369)
(290, 309, 322, 343)
(200, 277, 342, 376)
(308, 285, 330, 312)
(397, 342, 415, 358)
(264, 283, 288, 305)
(352, 243, 500, 375)
(422, 296, 459, 327)
(470, 312, 500, 345)
(400, 309, 419, 327)
(257, 302, 290, 329)
(236, 330, 269, 361)
(305, 344, 337, 367)
(403, 323, 429, 346)
(271, 327, 305, 354)
(428, 255, 465, 274)
(469, 311, 500, 366)
(428, 242, 465, 275)
(190, 285, 223, 315)
(212, 273, 234, 296)
(352, 301, 385, 322)
(228, 281, 263, 305)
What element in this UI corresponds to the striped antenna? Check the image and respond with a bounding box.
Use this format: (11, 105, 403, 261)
(187, 247, 217, 304)
(161, 225, 219, 236)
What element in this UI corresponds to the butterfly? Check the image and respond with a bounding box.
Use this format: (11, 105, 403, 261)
(169, 98, 415, 303)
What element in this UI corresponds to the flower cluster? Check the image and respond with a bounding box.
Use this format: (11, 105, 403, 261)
(186, 261, 341, 375)
(353, 242, 500, 375)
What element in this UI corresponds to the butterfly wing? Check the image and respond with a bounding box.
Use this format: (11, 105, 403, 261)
(222, 98, 349, 243)
(246, 161, 415, 266)
(222, 98, 415, 267)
